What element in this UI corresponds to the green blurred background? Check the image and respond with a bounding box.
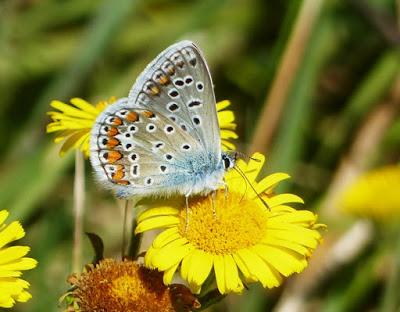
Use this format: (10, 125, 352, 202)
(1, 0, 400, 311)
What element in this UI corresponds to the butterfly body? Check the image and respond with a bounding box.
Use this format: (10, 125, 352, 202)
(90, 41, 235, 199)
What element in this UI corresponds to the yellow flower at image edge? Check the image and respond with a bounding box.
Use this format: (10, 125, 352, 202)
(341, 165, 400, 222)
(0, 210, 37, 308)
(66, 259, 200, 312)
(136, 153, 325, 294)
(47, 98, 237, 157)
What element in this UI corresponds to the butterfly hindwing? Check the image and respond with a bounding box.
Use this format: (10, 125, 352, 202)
(90, 98, 203, 197)
(127, 41, 221, 162)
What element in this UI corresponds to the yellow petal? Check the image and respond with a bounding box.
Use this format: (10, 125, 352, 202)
(223, 255, 244, 293)
(135, 216, 179, 234)
(188, 250, 213, 288)
(137, 207, 179, 223)
(236, 249, 281, 288)
(0, 246, 30, 264)
(163, 262, 179, 285)
(253, 245, 306, 277)
(0, 211, 9, 226)
(255, 173, 290, 194)
(70, 98, 100, 116)
(214, 255, 226, 294)
(50, 100, 94, 119)
(0, 222, 25, 249)
(152, 228, 180, 248)
(266, 194, 304, 207)
(0, 258, 37, 271)
(151, 240, 192, 271)
(216, 100, 231, 111)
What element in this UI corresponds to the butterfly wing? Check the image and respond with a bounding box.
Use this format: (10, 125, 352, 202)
(127, 41, 221, 163)
(90, 98, 204, 198)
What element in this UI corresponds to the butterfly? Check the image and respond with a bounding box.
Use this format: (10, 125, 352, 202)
(89, 41, 236, 200)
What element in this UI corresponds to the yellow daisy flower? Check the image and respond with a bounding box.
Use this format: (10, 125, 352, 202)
(135, 153, 324, 294)
(0, 210, 37, 308)
(340, 166, 400, 222)
(65, 258, 200, 312)
(46, 97, 117, 157)
(217, 100, 238, 151)
(47, 98, 237, 157)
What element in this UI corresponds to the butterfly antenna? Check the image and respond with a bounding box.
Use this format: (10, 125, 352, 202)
(233, 166, 270, 210)
(226, 150, 262, 163)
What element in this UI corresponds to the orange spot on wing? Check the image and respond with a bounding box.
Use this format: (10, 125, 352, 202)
(113, 179, 130, 185)
(111, 166, 125, 180)
(143, 110, 155, 118)
(159, 75, 170, 85)
(107, 127, 119, 136)
(106, 151, 122, 164)
(112, 117, 123, 126)
(150, 86, 160, 96)
(168, 67, 175, 76)
(107, 138, 120, 148)
(126, 111, 139, 122)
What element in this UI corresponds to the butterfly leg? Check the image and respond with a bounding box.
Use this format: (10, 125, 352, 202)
(184, 190, 192, 233)
(223, 178, 229, 200)
(211, 190, 217, 219)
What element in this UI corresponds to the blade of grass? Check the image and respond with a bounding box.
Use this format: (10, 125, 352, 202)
(268, 6, 340, 180)
(314, 50, 400, 165)
(250, 0, 324, 153)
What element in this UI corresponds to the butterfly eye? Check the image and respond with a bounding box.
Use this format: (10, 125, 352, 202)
(223, 157, 231, 169)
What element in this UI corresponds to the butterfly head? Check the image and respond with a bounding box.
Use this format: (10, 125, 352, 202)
(221, 152, 237, 170)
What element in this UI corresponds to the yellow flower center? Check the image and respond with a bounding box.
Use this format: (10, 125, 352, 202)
(111, 273, 143, 303)
(180, 190, 268, 255)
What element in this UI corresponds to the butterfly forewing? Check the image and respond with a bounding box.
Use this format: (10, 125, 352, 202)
(127, 41, 221, 160)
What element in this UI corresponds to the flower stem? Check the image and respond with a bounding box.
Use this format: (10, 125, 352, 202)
(380, 230, 400, 312)
(121, 200, 130, 258)
(197, 289, 226, 311)
(73, 150, 85, 273)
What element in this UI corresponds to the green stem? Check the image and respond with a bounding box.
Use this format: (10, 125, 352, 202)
(197, 289, 226, 311)
(380, 231, 400, 312)
(72, 150, 85, 273)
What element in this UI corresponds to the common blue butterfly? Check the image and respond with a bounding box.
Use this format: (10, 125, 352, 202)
(89, 41, 236, 200)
